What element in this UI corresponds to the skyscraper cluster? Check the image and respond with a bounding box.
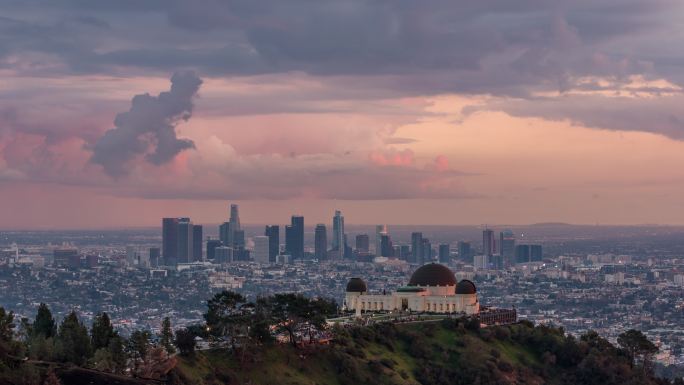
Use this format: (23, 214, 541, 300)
(162, 217, 202, 265)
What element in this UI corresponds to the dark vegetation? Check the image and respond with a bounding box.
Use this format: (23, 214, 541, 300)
(0, 292, 682, 385)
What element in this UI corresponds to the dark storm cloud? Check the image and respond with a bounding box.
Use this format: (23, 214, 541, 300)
(1, 0, 680, 92)
(90, 71, 202, 177)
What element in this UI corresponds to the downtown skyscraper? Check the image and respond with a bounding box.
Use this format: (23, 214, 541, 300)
(264, 225, 280, 263)
(314, 223, 327, 260)
(331, 210, 345, 257)
(285, 215, 304, 259)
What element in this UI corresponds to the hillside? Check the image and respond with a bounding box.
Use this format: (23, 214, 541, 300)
(170, 319, 672, 385)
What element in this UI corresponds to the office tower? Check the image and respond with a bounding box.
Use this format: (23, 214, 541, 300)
(314, 224, 327, 260)
(206, 239, 222, 261)
(215, 246, 232, 264)
(482, 228, 495, 257)
(474, 255, 488, 270)
(162, 218, 179, 265)
(421, 238, 432, 264)
(85, 254, 99, 269)
(233, 229, 245, 248)
(264, 225, 280, 263)
(149, 247, 160, 268)
(438, 244, 450, 263)
(253, 236, 270, 263)
(332, 210, 345, 254)
(375, 225, 386, 256)
(355, 234, 370, 253)
(53, 248, 78, 268)
(177, 218, 193, 264)
(530, 244, 543, 262)
(192, 224, 203, 261)
(229, 204, 241, 231)
(513, 244, 542, 263)
(219, 222, 230, 246)
(499, 230, 515, 267)
(285, 215, 304, 259)
(380, 233, 394, 257)
(400, 245, 411, 260)
(457, 241, 472, 263)
(411, 232, 423, 264)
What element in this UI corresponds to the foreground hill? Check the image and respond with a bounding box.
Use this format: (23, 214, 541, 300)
(170, 319, 672, 385)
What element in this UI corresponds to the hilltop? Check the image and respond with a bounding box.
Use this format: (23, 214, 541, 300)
(169, 319, 674, 385)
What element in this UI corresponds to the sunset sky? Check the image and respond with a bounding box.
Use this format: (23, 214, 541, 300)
(2, 1, 684, 228)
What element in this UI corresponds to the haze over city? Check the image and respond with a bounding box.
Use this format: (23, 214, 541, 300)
(3, 1, 684, 228)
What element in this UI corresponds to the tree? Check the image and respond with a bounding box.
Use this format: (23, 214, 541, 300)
(204, 290, 247, 337)
(174, 328, 196, 357)
(269, 293, 332, 347)
(33, 303, 56, 339)
(91, 312, 116, 351)
(55, 311, 93, 366)
(93, 335, 126, 374)
(128, 330, 151, 373)
(617, 329, 658, 369)
(160, 317, 175, 354)
(0, 307, 23, 364)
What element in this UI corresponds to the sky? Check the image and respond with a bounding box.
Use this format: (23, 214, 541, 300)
(2, 0, 684, 228)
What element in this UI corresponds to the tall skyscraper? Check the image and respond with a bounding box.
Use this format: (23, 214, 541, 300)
(253, 236, 270, 263)
(411, 232, 423, 264)
(285, 215, 304, 259)
(457, 241, 472, 263)
(192, 224, 203, 261)
(177, 218, 193, 264)
(482, 228, 495, 257)
(530, 244, 543, 262)
(375, 225, 386, 256)
(162, 217, 179, 265)
(499, 230, 515, 267)
(332, 210, 345, 254)
(421, 238, 431, 264)
(229, 204, 241, 232)
(355, 234, 370, 253)
(380, 233, 394, 257)
(314, 224, 327, 260)
(438, 244, 450, 263)
(264, 225, 280, 263)
(206, 239, 222, 261)
(219, 222, 230, 246)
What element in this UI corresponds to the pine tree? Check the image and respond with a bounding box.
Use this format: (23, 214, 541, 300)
(160, 317, 175, 354)
(55, 311, 92, 366)
(91, 312, 116, 351)
(33, 303, 56, 339)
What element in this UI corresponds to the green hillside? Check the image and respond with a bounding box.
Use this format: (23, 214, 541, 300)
(170, 319, 672, 385)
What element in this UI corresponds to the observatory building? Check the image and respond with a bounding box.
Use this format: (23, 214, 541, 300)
(344, 263, 479, 315)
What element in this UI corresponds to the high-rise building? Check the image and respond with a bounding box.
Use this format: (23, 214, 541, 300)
(399, 245, 411, 260)
(206, 239, 222, 261)
(482, 228, 495, 257)
(514, 244, 542, 263)
(499, 230, 515, 267)
(233, 229, 245, 249)
(177, 218, 193, 264)
(162, 218, 179, 265)
(253, 236, 270, 263)
(457, 241, 472, 263)
(229, 204, 240, 231)
(438, 244, 450, 263)
(219, 204, 243, 248)
(149, 247, 160, 268)
(331, 210, 345, 256)
(264, 225, 280, 263)
(53, 248, 79, 268)
(380, 233, 394, 257)
(219, 222, 230, 246)
(355, 234, 370, 253)
(285, 215, 304, 259)
(215, 246, 232, 264)
(530, 244, 543, 262)
(314, 224, 327, 260)
(411, 232, 423, 264)
(421, 238, 432, 264)
(192, 225, 203, 261)
(375, 225, 386, 256)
